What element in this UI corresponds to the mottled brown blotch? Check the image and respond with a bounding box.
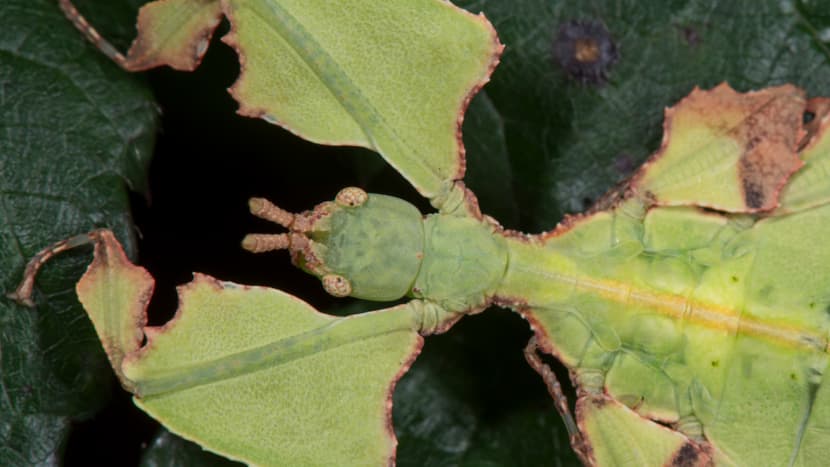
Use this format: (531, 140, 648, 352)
(552, 20, 619, 85)
(731, 85, 805, 210)
(665, 441, 713, 467)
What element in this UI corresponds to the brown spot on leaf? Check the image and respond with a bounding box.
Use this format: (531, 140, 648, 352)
(574, 38, 602, 62)
(552, 20, 619, 85)
(670, 443, 699, 466)
(665, 441, 713, 467)
(629, 84, 806, 212)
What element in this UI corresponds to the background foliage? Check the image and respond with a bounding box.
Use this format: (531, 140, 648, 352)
(2, 0, 829, 465)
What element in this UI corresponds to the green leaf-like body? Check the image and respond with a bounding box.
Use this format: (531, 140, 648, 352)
(495, 86, 830, 465)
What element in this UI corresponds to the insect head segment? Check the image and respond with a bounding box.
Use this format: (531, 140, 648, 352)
(242, 187, 425, 301)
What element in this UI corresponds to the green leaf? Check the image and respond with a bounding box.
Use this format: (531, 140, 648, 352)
(0, 0, 156, 463)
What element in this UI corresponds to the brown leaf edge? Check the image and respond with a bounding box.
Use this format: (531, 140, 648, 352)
(574, 395, 715, 467)
(7, 230, 151, 391)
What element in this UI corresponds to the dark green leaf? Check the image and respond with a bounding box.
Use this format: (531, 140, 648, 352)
(0, 0, 156, 463)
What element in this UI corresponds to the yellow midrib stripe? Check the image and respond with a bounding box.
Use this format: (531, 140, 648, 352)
(572, 274, 828, 353)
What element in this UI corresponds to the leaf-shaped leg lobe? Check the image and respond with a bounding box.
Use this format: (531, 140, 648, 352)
(61, 0, 504, 208)
(59, 0, 223, 71)
(125, 0, 224, 71)
(220, 0, 503, 202)
(72, 230, 427, 466)
(74, 230, 152, 391)
(8, 230, 151, 391)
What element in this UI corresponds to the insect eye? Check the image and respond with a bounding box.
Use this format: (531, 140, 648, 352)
(335, 187, 368, 208)
(322, 274, 352, 297)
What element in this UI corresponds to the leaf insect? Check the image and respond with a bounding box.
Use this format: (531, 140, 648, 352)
(12, 1, 830, 465)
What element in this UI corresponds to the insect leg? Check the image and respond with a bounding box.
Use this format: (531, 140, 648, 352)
(57, 0, 129, 69)
(523, 336, 592, 465)
(7, 230, 104, 307)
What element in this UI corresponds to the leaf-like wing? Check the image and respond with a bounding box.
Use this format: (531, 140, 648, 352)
(74, 230, 423, 466)
(633, 83, 805, 212)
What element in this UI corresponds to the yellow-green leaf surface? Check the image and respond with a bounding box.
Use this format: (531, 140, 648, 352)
(75, 230, 423, 466)
(220, 0, 501, 201)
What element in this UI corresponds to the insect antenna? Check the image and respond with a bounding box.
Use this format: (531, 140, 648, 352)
(247, 197, 295, 228)
(524, 337, 592, 465)
(241, 197, 304, 254)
